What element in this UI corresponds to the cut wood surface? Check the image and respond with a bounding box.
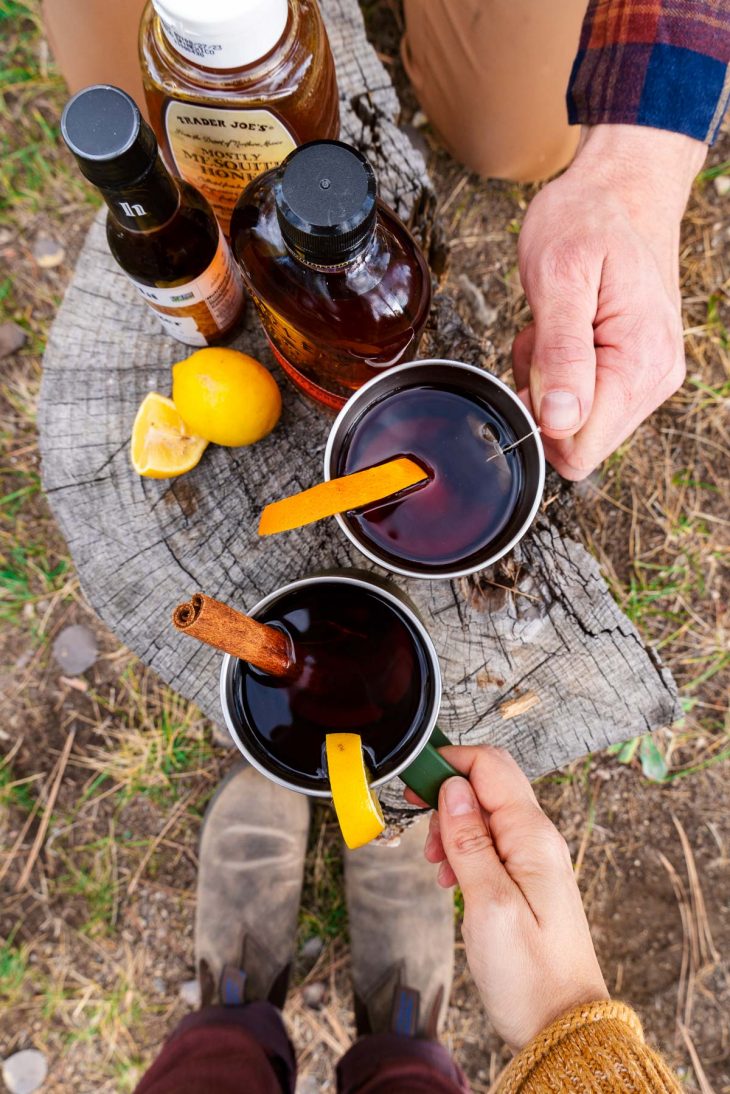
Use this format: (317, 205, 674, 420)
(38, 0, 679, 821)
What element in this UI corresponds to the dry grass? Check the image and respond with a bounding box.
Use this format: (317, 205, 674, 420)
(1, 0, 729, 1090)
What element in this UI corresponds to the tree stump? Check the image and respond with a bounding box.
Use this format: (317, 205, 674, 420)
(38, 0, 679, 820)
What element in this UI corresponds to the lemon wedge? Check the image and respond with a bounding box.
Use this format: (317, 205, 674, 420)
(130, 392, 208, 479)
(326, 733, 385, 850)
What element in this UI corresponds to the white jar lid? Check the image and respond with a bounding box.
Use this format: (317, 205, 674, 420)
(152, 0, 289, 70)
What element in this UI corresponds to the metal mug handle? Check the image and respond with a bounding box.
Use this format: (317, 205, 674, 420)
(400, 726, 458, 808)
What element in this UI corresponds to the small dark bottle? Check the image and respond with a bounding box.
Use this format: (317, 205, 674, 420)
(230, 140, 432, 410)
(61, 84, 245, 347)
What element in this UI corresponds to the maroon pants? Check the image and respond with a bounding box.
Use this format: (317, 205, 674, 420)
(135, 1004, 470, 1093)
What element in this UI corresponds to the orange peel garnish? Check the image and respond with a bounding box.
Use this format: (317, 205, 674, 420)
(258, 457, 427, 535)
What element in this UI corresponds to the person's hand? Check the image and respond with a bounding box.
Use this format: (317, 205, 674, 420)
(513, 124, 706, 480)
(405, 745, 608, 1050)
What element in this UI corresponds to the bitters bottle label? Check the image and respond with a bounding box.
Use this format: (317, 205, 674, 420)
(129, 230, 244, 346)
(165, 101, 297, 232)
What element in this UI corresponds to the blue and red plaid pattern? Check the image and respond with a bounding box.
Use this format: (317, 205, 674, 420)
(568, 0, 730, 143)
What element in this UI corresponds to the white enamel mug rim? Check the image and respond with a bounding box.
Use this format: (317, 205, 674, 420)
(323, 359, 546, 580)
(219, 572, 442, 799)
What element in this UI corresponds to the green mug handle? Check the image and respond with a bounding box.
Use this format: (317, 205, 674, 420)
(400, 726, 458, 808)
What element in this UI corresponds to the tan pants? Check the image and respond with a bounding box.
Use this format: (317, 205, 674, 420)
(42, 0, 148, 116)
(402, 0, 586, 182)
(44, 0, 584, 181)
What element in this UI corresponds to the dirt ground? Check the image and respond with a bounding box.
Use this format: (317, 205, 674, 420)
(1, 1, 728, 1091)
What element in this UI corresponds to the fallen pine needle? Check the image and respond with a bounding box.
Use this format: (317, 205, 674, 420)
(127, 791, 195, 895)
(679, 1024, 715, 1094)
(15, 727, 76, 891)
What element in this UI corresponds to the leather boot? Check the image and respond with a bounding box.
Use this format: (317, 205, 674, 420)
(344, 816, 454, 1038)
(195, 765, 309, 1008)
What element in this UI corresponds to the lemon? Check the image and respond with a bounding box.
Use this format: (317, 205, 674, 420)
(130, 392, 208, 479)
(326, 733, 385, 850)
(172, 347, 281, 447)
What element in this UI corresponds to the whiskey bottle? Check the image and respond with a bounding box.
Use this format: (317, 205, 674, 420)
(230, 140, 431, 410)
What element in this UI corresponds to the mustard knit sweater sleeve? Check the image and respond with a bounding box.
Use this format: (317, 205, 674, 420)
(495, 1000, 681, 1093)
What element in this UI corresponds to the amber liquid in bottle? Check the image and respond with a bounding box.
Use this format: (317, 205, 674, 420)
(230, 141, 432, 410)
(106, 168, 245, 346)
(140, 0, 340, 235)
(61, 84, 245, 346)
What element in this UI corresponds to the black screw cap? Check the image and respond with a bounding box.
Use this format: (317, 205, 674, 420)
(274, 140, 377, 266)
(61, 84, 158, 190)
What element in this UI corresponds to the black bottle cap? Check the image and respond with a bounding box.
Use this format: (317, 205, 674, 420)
(274, 141, 377, 266)
(61, 85, 158, 190)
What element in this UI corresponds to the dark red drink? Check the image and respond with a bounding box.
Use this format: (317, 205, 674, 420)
(338, 384, 524, 570)
(231, 581, 435, 792)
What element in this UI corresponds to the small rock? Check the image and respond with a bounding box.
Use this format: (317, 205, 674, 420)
(152, 977, 167, 994)
(179, 979, 201, 1008)
(2, 1049, 48, 1094)
(52, 624, 98, 675)
(32, 234, 65, 269)
(302, 981, 327, 1008)
(0, 322, 27, 359)
(59, 675, 89, 693)
(376, 832, 401, 848)
(713, 174, 730, 197)
(456, 274, 499, 330)
(402, 124, 429, 161)
(299, 936, 324, 963)
(411, 110, 429, 129)
(572, 471, 601, 499)
(297, 1078, 320, 1094)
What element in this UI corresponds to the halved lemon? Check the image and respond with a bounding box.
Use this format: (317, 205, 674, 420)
(326, 733, 385, 850)
(130, 392, 208, 479)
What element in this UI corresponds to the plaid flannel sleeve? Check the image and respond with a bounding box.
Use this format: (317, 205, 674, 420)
(567, 0, 730, 143)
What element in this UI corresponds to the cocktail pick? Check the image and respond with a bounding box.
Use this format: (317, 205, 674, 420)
(484, 426, 542, 463)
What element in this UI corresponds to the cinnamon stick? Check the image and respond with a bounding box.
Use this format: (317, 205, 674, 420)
(172, 593, 293, 677)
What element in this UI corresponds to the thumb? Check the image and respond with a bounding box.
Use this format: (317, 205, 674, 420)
(438, 777, 515, 906)
(529, 294, 597, 440)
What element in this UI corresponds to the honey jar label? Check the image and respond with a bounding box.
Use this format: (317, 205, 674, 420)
(165, 101, 297, 233)
(128, 229, 244, 346)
